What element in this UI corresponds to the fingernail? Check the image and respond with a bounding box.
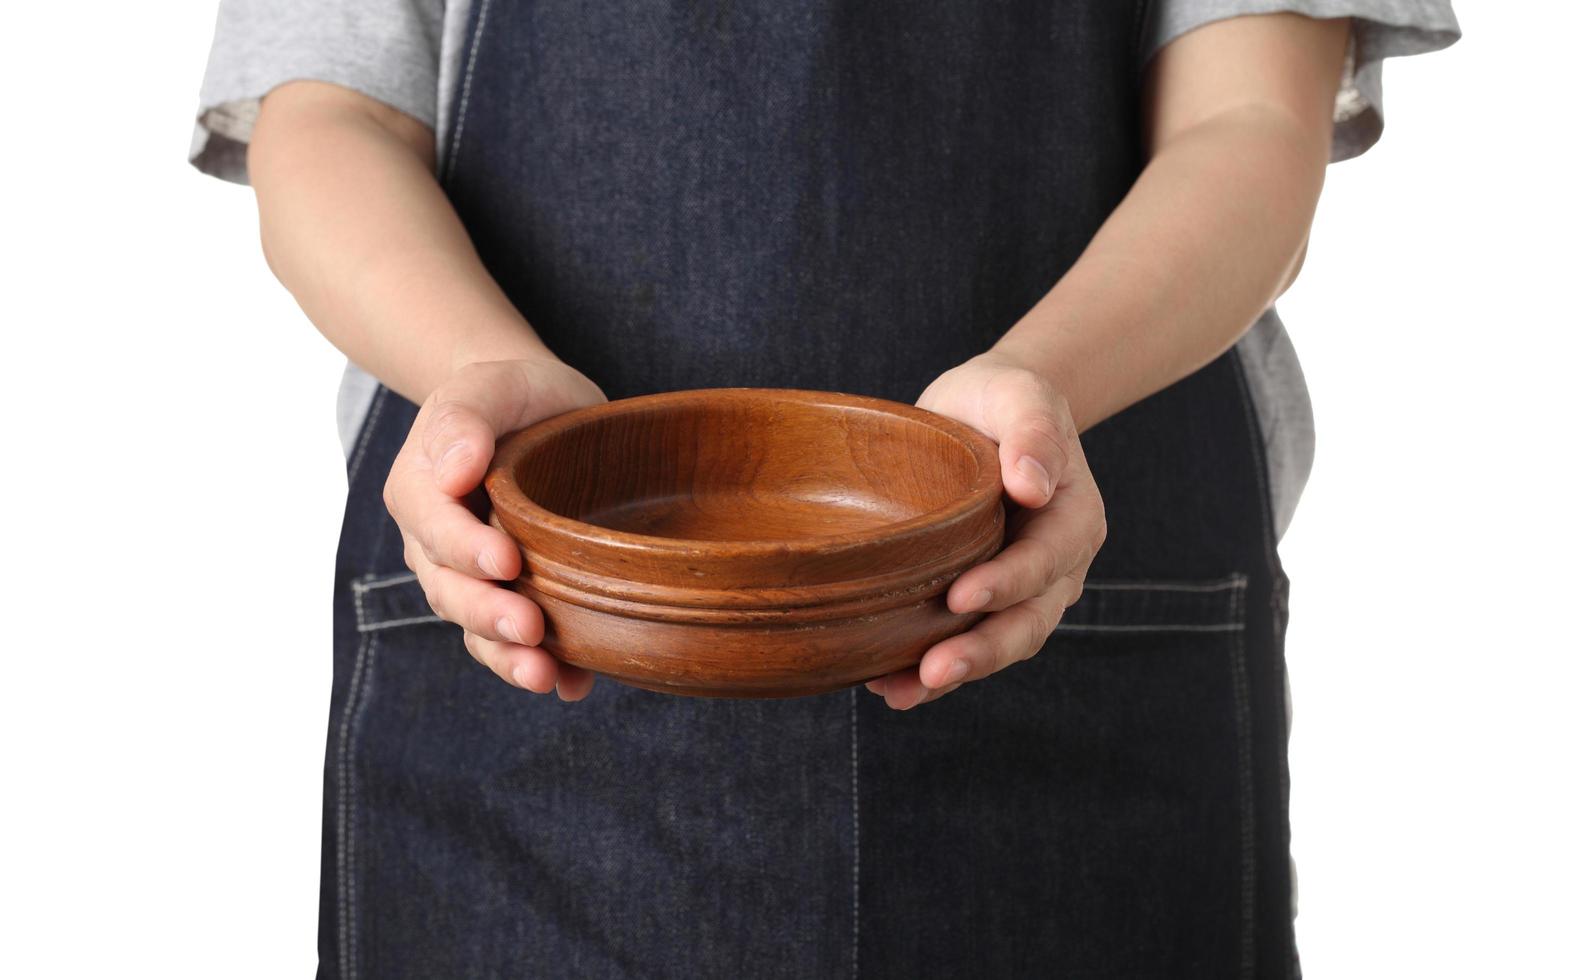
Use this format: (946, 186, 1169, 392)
(964, 588, 993, 612)
(478, 549, 504, 579)
(943, 659, 970, 685)
(496, 616, 523, 645)
(438, 442, 468, 475)
(1017, 455, 1051, 498)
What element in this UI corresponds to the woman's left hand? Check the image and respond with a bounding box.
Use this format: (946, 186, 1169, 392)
(866, 351, 1107, 709)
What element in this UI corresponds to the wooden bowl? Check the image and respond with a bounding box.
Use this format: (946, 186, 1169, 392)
(483, 388, 1005, 698)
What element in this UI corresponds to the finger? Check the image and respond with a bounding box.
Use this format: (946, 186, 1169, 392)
(388, 457, 522, 580)
(880, 669, 930, 711)
(946, 481, 1104, 614)
(870, 671, 964, 709)
(463, 631, 562, 693)
(917, 681, 965, 706)
(919, 577, 1077, 688)
(412, 550, 545, 646)
(420, 361, 560, 496)
(556, 665, 597, 702)
(981, 373, 1075, 510)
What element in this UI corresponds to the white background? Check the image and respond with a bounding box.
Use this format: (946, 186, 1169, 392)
(1, 3, 1582, 977)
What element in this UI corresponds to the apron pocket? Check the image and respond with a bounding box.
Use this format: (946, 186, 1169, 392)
(351, 572, 443, 633)
(859, 573, 1261, 977)
(1058, 573, 1248, 634)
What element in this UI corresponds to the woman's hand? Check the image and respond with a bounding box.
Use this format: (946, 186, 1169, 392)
(382, 357, 607, 700)
(866, 351, 1107, 709)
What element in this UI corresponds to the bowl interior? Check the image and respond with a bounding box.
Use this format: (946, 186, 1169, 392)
(513, 395, 984, 543)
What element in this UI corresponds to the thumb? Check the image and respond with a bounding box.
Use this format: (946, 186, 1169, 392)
(984, 377, 1073, 510)
(421, 360, 543, 498)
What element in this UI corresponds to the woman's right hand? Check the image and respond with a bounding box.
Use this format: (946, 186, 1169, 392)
(383, 356, 607, 699)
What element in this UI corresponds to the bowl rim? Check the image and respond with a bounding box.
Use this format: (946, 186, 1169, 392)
(484, 386, 1003, 562)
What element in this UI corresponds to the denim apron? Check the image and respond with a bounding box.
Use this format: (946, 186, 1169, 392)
(320, 1, 1298, 977)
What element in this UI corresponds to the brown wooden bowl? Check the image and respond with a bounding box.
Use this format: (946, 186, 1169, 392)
(483, 388, 1005, 698)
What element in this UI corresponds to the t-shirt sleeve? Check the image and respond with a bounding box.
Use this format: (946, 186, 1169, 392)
(189, 0, 444, 185)
(1141, 0, 1461, 162)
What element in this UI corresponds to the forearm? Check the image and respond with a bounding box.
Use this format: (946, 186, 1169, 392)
(994, 109, 1327, 430)
(248, 81, 553, 404)
(993, 15, 1349, 432)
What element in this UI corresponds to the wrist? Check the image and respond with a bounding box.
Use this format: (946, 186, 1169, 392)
(447, 320, 560, 377)
(988, 327, 1080, 403)
(986, 309, 1117, 432)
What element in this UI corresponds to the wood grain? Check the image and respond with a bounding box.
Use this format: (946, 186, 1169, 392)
(484, 388, 1005, 697)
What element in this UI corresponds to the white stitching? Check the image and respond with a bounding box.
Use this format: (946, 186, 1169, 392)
(1082, 577, 1245, 593)
(444, 0, 494, 185)
(1230, 352, 1299, 974)
(346, 633, 382, 980)
(337, 327, 393, 979)
(336, 630, 375, 980)
(1052, 622, 1244, 634)
(346, 386, 389, 488)
(353, 572, 440, 631)
(357, 614, 445, 632)
(352, 580, 369, 633)
(1063, 576, 1248, 632)
(1227, 578, 1257, 980)
(353, 571, 419, 593)
(849, 686, 860, 980)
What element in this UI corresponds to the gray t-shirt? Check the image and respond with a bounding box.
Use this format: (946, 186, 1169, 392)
(191, 0, 1459, 539)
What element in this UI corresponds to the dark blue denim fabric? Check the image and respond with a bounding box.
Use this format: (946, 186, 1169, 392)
(318, 1, 1298, 977)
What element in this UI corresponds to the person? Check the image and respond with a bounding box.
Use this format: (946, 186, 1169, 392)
(191, 0, 1458, 975)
